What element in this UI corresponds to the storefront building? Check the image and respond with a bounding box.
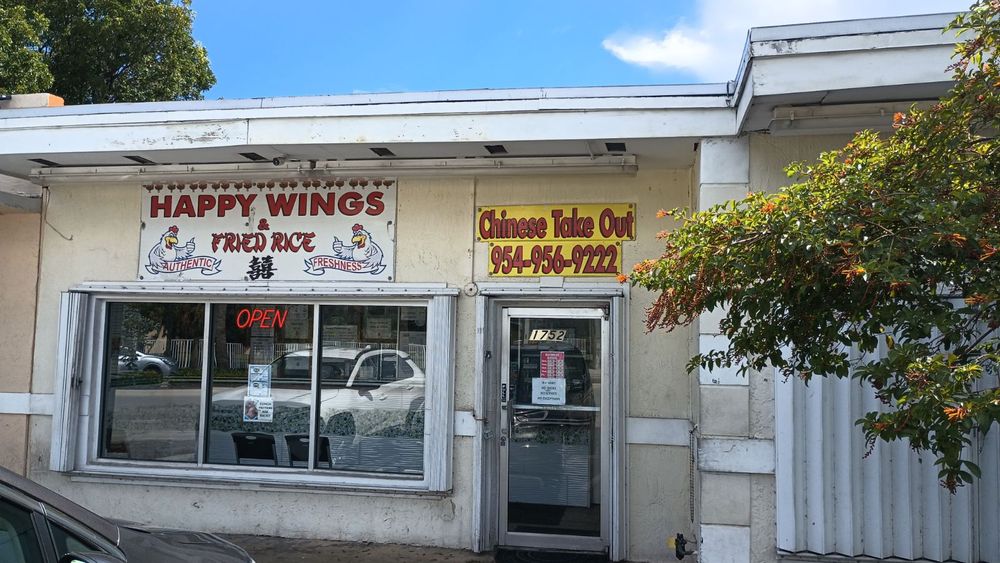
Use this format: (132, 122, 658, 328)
(1, 13, 997, 563)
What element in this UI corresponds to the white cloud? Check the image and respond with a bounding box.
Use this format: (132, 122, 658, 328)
(603, 0, 971, 81)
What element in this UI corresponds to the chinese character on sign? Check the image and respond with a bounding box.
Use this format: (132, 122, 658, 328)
(247, 256, 276, 280)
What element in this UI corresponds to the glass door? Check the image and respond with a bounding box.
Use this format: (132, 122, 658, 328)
(499, 307, 608, 552)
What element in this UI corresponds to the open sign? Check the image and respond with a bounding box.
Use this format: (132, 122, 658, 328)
(235, 308, 289, 329)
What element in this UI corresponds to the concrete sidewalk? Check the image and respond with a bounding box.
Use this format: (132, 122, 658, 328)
(222, 534, 495, 563)
(221, 535, 613, 563)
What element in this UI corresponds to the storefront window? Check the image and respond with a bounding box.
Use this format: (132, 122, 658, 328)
(317, 305, 427, 474)
(100, 302, 205, 462)
(205, 304, 313, 467)
(96, 299, 433, 478)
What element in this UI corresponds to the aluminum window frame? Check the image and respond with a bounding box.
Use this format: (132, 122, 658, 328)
(54, 282, 457, 493)
(470, 282, 628, 560)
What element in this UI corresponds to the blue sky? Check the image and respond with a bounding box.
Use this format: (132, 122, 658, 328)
(191, 0, 970, 100)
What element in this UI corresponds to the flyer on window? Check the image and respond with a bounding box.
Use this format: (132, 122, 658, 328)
(247, 364, 271, 397)
(243, 396, 273, 422)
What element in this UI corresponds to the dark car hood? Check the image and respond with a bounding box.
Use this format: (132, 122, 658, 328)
(112, 520, 252, 563)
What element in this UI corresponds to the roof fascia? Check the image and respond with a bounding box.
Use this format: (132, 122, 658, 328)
(733, 12, 960, 133)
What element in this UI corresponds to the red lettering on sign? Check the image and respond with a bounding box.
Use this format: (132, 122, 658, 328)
(173, 195, 195, 217)
(365, 192, 385, 216)
(150, 196, 171, 218)
(551, 208, 594, 238)
(197, 195, 216, 217)
(269, 231, 316, 252)
(266, 193, 296, 216)
(218, 195, 237, 216)
(235, 194, 256, 217)
(339, 192, 363, 216)
(235, 308, 289, 329)
(598, 207, 634, 239)
(311, 192, 336, 216)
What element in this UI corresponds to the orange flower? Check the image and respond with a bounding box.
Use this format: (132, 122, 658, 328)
(656, 209, 669, 219)
(893, 112, 906, 124)
(655, 230, 670, 239)
(841, 265, 866, 280)
(964, 293, 991, 305)
(888, 281, 909, 293)
(616, 273, 628, 284)
(632, 259, 657, 274)
(936, 232, 967, 246)
(978, 241, 997, 261)
(761, 201, 777, 213)
(943, 406, 969, 422)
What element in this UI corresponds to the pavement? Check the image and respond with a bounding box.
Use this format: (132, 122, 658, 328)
(222, 534, 495, 563)
(221, 535, 611, 563)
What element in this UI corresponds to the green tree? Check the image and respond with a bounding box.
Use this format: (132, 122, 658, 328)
(0, 5, 53, 94)
(625, 1, 999, 490)
(1, 0, 214, 104)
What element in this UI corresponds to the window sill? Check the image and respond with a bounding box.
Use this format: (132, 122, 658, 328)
(67, 462, 449, 498)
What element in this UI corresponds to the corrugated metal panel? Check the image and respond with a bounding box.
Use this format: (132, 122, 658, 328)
(776, 349, 997, 562)
(977, 368, 1000, 561)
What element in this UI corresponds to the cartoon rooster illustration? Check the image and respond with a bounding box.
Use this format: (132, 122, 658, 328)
(332, 223, 386, 274)
(146, 225, 196, 273)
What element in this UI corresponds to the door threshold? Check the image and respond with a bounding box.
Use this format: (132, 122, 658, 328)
(495, 546, 609, 563)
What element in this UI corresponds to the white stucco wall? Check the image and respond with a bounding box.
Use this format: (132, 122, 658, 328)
(27, 168, 695, 556)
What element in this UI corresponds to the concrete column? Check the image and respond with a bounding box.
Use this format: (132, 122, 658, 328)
(695, 137, 775, 563)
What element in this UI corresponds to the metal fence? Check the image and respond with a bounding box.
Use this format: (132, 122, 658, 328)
(162, 340, 427, 371)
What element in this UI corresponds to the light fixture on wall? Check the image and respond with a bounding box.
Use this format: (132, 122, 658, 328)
(768, 101, 936, 135)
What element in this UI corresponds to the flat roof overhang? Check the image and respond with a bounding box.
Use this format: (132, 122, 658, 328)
(0, 85, 733, 181)
(734, 13, 958, 133)
(0, 174, 40, 214)
(0, 12, 964, 184)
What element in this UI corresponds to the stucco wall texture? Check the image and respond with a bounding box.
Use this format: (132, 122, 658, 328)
(27, 168, 694, 559)
(0, 213, 40, 475)
(0, 213, 40, 394)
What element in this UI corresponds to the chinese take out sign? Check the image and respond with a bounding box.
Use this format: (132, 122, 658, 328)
(138, 180, 396, 281)
(477, 203, 635, 276)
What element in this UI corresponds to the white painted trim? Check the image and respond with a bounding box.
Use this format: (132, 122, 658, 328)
(471, 294, 493, 553)
(698, 438, 775, 474)
(698, 137, 749, 186)
(752, 29, 956, 58)
(774, 347, 796, 551)
(625, 417, 691, 446)
(50, 292, 87, 472)
(749, 13, 957, 42)
(0, 393, 53, 415)
(454, 411, 476, 437)
(72, 281, 459, 297)
(1, 84, 731, 121)
(3, 109, 737, 159)
(34, 156, 639, 184)
(477, 282, 624, 297)
(61, 292, 458, 493)
(610, 292, 629, 562)
(30, 394, 54, 415)
(0, 393, 29, 414)
(425, 295, 458, 491)
(700, 524, 751, 563)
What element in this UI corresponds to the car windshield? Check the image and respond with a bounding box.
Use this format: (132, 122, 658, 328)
(271, 348, 415, 387)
